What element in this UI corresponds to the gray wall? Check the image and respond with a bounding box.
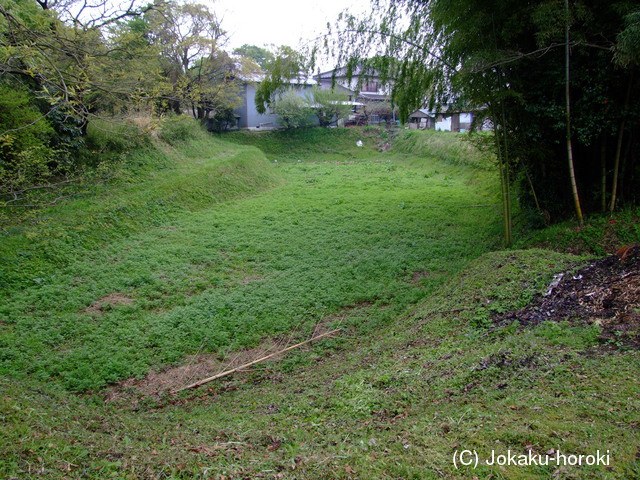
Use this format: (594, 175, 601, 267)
(234, 83, 318, 129)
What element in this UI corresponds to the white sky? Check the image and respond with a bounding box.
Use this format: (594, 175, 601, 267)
(211, 0, 371, 52)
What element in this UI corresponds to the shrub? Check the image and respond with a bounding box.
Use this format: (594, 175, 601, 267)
(0, 84, 57, 195)
(271, 88, 313, 129)
(158, 115, 204, 145)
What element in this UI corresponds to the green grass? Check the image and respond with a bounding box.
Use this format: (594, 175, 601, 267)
(391, 129, 496, 170)
(516, 206, 640, 256)
(1, 250, 638, 479)
(1, 129, 501, 392)
(0, 129, 280, 294)
(1, 128, 638, 479)
(221, 127, 380, 160)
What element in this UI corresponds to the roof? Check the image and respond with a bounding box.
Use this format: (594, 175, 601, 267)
(237, 72, 317, 86)
(316, 66, 383, 80)
(409, 109, 435, 118)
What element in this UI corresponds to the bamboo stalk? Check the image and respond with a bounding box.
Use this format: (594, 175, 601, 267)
(172, 329, 341, 394)
(609, 73, 633, 214)
(565, 0, 584, 225)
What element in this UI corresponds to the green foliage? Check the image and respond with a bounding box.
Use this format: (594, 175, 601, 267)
(157, 115, 205, 145)
(83, 119, 149, 156)
(306, 86, 352, 126)
(0, 84, 57, 194)
(392, 129, 495, 170)
(233, 44, 275, 70)
(207, 107, 238, 133)
(516, 206, 640, 256)
(328, 0, 640, 224)
(270, 88, 313, 129)
(0, 0, 244, 198)
(616, 10, 640, 67)
(254, 46, 306, 114)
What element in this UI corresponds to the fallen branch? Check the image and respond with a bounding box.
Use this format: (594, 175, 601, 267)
(1, 193, 84, 208)
(172, 328, 341, 394)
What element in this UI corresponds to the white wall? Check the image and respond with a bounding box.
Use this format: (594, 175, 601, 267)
(436, 116, 451, 131)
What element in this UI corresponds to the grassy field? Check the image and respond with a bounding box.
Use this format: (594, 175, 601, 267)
(1, 126, 638, 479)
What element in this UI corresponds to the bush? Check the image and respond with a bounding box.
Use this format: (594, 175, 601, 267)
(158, 115, 204, 145)
(207, 108, 237, 133)
(271, 88, 313, 129)
(0, 84, 57, 195)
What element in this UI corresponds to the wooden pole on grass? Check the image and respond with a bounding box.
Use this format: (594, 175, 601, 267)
(172, 329, 341, 394)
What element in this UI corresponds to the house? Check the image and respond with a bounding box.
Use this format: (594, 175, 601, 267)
(233, 75, 318, 129)
(233, 66, 487, 130)
(315, 67, 391, 102)
(315, 67, 396, 126)
(408, 109, 436, 130)
(409, 108, 480, 132)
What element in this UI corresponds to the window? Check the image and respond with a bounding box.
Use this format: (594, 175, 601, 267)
(363, 81, 378, 92)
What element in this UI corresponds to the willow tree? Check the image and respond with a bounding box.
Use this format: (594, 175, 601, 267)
(321, 0, 521, 244)
(321, 0, 640, 237)
(254, 46, 306, 114)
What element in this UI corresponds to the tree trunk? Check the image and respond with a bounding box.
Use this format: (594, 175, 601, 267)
(494, 112, 512, 247)
(609, 73, 633, 214)
(565, 0, 584, 224)
(600, 136, 607, 212)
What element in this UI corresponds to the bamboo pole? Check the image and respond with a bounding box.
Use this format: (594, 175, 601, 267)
(172, 329, 341, 394)
(609, 73, 633, 214)
(565, 0, 584, 225)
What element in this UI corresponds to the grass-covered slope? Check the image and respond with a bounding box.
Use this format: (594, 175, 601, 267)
(0, 128, 501, 392)
(2, 249, 638, 479)
(222, 127, 379, 160)
(3, 127, 636, 479)
(0, 128, 280, 294)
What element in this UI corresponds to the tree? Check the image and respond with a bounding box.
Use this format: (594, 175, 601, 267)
(143, 1, 227, 114)
(233, 44, 275, 71)
(0, 0, 154, 201)
(185, 51, 243, 122)
(362, 99, 395, 125)
(254, 46, 306, 114)
(0, 84, 57, 196)
(306, 86, 351, 126)
(325, 0, 640, 239)
(271, 88, 312, 129)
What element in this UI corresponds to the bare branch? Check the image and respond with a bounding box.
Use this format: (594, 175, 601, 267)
(2, 193, 83, 208)
(0, 106, 59, 138)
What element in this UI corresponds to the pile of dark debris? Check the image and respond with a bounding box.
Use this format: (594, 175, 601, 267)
(494, 245, 640, 350)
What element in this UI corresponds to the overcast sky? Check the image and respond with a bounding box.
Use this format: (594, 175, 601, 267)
(212, 0, 371, 52)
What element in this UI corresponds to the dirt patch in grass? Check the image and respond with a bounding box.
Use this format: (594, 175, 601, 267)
(241, 275, 263, 285)
(494, 245, 640, 349)
(107, 337, 292, 399)
(84, 293, 134, 316)
(407, 270, 430, 285)
(105, 303, 373, 400)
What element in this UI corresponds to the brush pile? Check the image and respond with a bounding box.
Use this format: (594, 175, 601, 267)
(494, 245, 640, 350)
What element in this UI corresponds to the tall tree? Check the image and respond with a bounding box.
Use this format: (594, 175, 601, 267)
(254, 46, 306, 114)
(563, 0, 583, 224)
(144, 0, 227, 113)
(233, 44, 275, 71)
